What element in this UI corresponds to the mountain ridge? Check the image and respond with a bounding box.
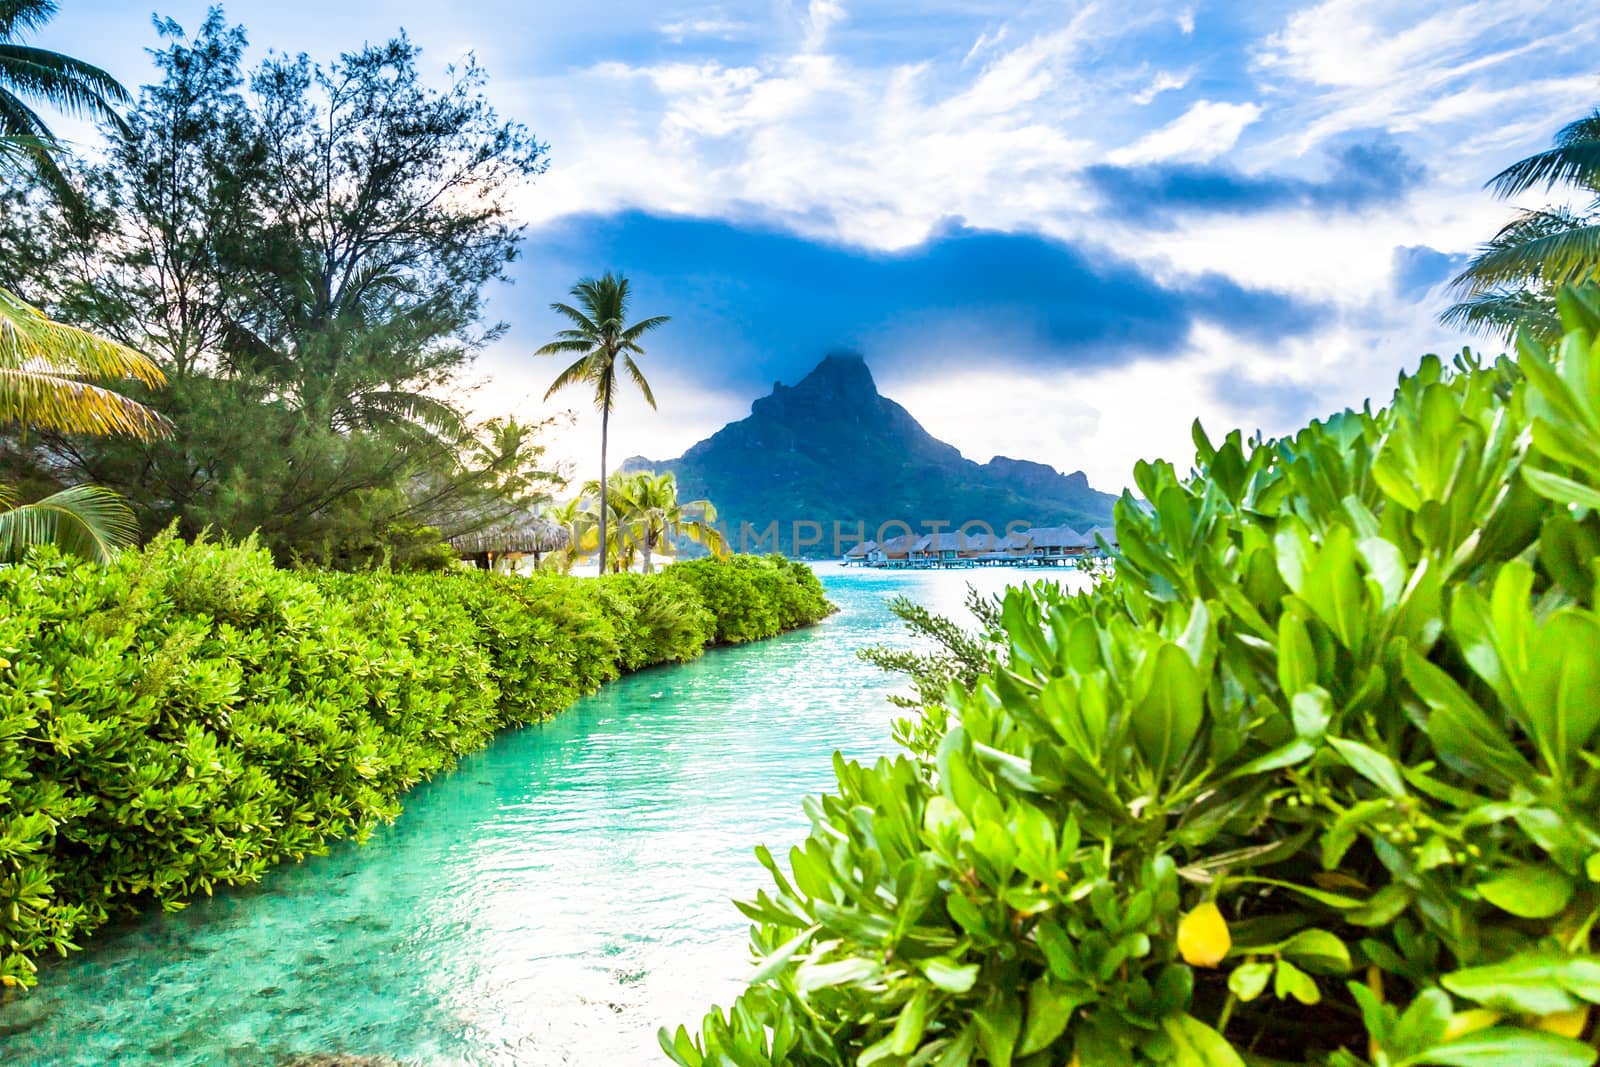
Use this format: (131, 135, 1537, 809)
(624, 352, 1118, 556)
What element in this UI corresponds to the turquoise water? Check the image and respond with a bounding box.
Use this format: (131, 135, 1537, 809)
(0, 565, 1087, 1066)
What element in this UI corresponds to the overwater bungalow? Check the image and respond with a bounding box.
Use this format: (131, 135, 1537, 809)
(842, 540, 877, 565)
(909, 531, 992, 564)
(844, 524, 1111, 568)
(1003, 525, 1093, 561)
(866, 534, 915, 565)
(1086, 524, 1119, 551)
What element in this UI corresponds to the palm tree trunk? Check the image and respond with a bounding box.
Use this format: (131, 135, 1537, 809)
(642, 531, 653, 574)
(598, 402, 609, 575)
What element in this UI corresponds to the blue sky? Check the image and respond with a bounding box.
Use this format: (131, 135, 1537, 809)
(43, 1, 1600, 489)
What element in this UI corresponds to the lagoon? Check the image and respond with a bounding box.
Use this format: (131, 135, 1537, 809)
(0, 565, 1089, 1066)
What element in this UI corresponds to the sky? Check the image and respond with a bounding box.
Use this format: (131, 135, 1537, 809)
(42, 1, 1600, 492)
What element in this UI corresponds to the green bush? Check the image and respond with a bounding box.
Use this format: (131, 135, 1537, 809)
(664, 288, 1600, 1066)
(0, 543, 831, 988)
(670, 555, 833, 644)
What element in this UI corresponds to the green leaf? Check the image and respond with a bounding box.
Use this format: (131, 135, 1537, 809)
(1019, 973, 1082, 1056)
(1228, 961, 1273, 1001)
(892, 987, 931, 1055)
(1281, 929, 1353, 975)
(748, 925, 817, 984)
(1328, 737, 1409, 798)
(1524, 466, 1600, 510)
(921, 957, 980, 994)
(1442, 955, 1584, 1015)
(1478, 865, 1575, 919)
(1414, 1027, 1598, 1067)
(1274, 959, 1321, 1005)
(1389, 988, 1452, 1055)
(1132, 642, 1205, 779)
(1161, 1014, 1247, 1067)
(1278, 609, 1318, 696)
(1522, 610, 1600, 772)
(1406, 649, 1535, 783)
(795, 956, 882, 993)
(975, 989, 1022, 1067)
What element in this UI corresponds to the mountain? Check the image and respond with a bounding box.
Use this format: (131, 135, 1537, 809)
(624, 352, 1119, 556)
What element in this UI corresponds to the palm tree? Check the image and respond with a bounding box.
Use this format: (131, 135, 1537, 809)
(611, 470, 728, 573)
(0, 0, 131, 195)
(1, 287, 170, 437)
(0, 287, 170, 562)
(1445, 107, 1600, 343)
(0, 483, 138, 563)
(541, 495, 594, 574)
(577, 474, 640, 572)
(537, 273, 668, 574)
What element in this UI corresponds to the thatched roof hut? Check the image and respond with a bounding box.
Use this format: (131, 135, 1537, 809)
(911, 531, 999, 557)
(449, 516, 570, 569)
(1086, 524, 1119, 550)
(844, 540, 877, 559)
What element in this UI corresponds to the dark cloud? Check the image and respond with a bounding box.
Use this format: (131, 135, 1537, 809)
(509, 212, 1328, 392)
(1084, 139, 1425, 226)
(1392, 244, 1470, 300)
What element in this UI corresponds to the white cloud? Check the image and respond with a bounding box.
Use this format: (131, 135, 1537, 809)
(963, 25, 1009, 65)
(802, 0, 848, 52)
(1105, 100, 1263, 165)
(1131, 69, 1192, 106)
(660, 16, 749, 42)
(1254, 0, 1600, 152)
(517, 18, 1104, 249)
(1176, 7, 1195, 35)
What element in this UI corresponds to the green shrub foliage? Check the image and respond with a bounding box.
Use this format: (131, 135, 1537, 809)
(664, 287, 1600, 1066)
(0, 544, 830, 987)
(670, 556, 834, 644)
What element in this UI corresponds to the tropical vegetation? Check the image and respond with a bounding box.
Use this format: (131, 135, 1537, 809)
(0, 11, 555, 566)
(664, 287, 1600, 1067)
(538, 272, 670, 573)
(550, 468, 728, 573)
(0, 5, 177, 565)
(0, 536, 831, 988)
(0, 287, 171, 562)
(0, 0, 130, 198)
(1446, 105, 1600, 343)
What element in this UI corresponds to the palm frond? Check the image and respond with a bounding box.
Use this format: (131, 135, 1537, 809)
(0, 368, 171, 438)
(0, 288, 165, 383)
(1440, 289, 1561, 345)
(0, 44, 131, 124)
(534, 339, 596, 358)
(0, 81, 47, 138)
(621, 314, 670, 343)
(335, 389, 468, 441)
(1456, 220, 1600, 290)
(623, 354, 656, 410)
(544, 354, 597, 401)
(0, 129, 50, 159)
(1488, 140, 1600, 198)
(0, 1, 59, 40)
(0, 483, 137, 564)
(548, 300, 598, 334)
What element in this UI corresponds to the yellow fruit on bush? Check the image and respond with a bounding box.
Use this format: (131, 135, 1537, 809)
(1177, 902, 1231, 967)
(1533, 1007, 1589, 1039)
